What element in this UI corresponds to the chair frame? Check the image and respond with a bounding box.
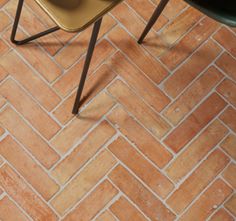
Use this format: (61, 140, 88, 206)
(11, 0, 103, 115)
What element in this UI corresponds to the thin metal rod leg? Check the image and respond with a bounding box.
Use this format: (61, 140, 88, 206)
(138, 0, 170, 44)
(72, 18, 103, 115)
(11, 0, 59, 45)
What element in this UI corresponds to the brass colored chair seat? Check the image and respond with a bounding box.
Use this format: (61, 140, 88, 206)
(35, 0, 122, 32)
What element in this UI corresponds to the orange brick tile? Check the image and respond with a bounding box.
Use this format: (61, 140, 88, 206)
(24, 0, 55, 27)
(54, 28, 90, 69)
(216, 52, 236, 81)
(164, 40, 222, 98)
(161, 17, 220, 70)
(107, 52, 170, 112)
(0, 64, 8, 82)
(225, 194, 236, 217)
(164, 93, 227, 153)
(108, 80, 171, 139)
(140, 30, 169, 58)
(1, 0, 236, 219)
(0, 0, 8, 7)
(0, 156, 4, 166)
(108, 106, 172, 168)
(214, 27, 236, 57)
(109, 165, 176, 221)
(95, 211, 116, 221)
(0, 11, 11, 32)
(63, 180, 118, 221)
(51, 150, 116, 215)
(0, 126, 5, 137)
(223, 163, 236, 189)
(0, 39, 9, 57)
(0, 136, 59, 201)
(164, 66, 223, 125)
(51, 92, 115, 154)
(166, 149, 230, 214)
(51, 120, 116, 185)
(126, 0, 168, 32)
(0, 51, 61, 111)
(0, 196, 30, 221)
(110, 196, 147, 221)
(179, 179, 233, 221)
(111, 2, 150, 39)
(209, 209, 234, 221)
(166, 120, 228, 182)
(53, 40, 116, 97)
(3, 28, 62, 83)
(53, 64, 116, 125)
(160, 0, 187, 19)
(0, 106, 60, 169)
(108, 137, 174, 198)
(160, 7, 202, 46)
(5, 0, 63, 56)
(217, 79, 236, 107)
(221, 134, 236, 160)
(111, 1, 169, 58)
(108, 26, 168, 84)
(0, 95, 6, 109)
(0, 78, 60, 140)
(0, 164, 58, 221)
(220, 107, 236, 133)
(55, 15, 116, 69)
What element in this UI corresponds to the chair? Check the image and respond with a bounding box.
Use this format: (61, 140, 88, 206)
(11, 0, 122, 115)
(138, 0, 236, 44)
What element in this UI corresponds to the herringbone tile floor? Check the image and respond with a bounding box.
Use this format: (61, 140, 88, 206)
(0, 0, 236, 220)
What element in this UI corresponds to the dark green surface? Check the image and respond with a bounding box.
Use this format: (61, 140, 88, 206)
(185, 0, 236, 27)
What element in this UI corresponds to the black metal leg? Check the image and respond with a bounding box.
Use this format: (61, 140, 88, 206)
(11, 0, 60, 45)
(72, 18, 103, 115)
(138, 0, 170, 44)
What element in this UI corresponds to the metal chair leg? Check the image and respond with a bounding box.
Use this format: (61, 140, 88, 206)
(72, 17, 103, 115)
(138, 0, 170, 44)
(11, 0, 59, 45)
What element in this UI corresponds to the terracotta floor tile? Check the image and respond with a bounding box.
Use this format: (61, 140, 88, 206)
(63, 180, 118, 221)
(0, 106, 60, 169)
(179, 179, 233, 221)
(0, 164, 58, 221)
(0, 1, 235, 220)
(51, 150, 116, 215)
(209, 209, 234, 221)
(166, 120, 228, 183)
(110, 196, 148, 221)
(225, 194, 236, 217)
(108, 106, 172, 168)
(108, 80, 171, 139)
(95, 211, 116, 221)
(220, 134, 236, 160)
(166, 149, 229, 214)
(108, 137, 174, 198)
(0, 136, 59, 201)
(0, 196, 30, 221)
(164, 93, 227, 153)
(163, 39, 222, 98)
(213, 27, 236, 57)
(109, 165, 176, 221)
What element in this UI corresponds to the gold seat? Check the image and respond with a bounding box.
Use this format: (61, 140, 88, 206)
(35, 0, 122, 32)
